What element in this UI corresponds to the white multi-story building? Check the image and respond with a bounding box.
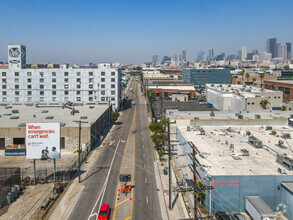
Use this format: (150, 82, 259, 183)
(241, 46, 247, 61)
(0, 45, 122, 111)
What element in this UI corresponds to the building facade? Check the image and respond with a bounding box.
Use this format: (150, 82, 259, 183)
(0, 45, 121, 111)
(264, 80, 293, 101)
(266, 37, 277, 58)
(182, 68, 230, 88)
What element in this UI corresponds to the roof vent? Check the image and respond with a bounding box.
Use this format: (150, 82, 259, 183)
(89, 106, 95, 109)
(18, 123, 26, 127)
(80, 116, 88, 119)
(45, 116, 54, 119)
(5, 106, 12, 109)
(4, 114, 12, 116)
(12, 110, 19, 114)
(10, 116, 19, 119)
(60, 123, 66, 127)
(42, 110, 49, 113)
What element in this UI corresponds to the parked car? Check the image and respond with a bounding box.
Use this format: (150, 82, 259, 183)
(97, 203, 110, 220)
(215, 211, 231, 220)
(232, 213, 246, 220)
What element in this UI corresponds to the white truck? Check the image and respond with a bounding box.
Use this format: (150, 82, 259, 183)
(245, 196, 277, 220)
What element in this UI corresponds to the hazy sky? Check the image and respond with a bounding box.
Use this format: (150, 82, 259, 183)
(0, 0, 292, 64)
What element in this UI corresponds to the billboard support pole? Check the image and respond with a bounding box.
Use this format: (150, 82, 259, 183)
(54, 159, 56, 184)
(33, 159, 36, 185)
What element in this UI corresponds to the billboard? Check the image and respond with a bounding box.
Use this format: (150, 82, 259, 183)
(26, 123, 60, 159)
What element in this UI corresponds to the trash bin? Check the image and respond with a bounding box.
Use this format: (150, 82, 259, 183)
(163, 169, 168, 175)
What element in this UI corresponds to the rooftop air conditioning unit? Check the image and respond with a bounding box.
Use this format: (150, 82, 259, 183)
(278, 167, 286, 174)
(282, 133, 291, 139)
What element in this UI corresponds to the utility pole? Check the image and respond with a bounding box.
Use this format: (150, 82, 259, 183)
(73, 120, 88, 183)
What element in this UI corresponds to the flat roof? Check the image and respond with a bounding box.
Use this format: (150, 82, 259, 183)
(0, 104, 109, 128)
(177, 125, 293, 175)
(266, 80, 293, 84)
(281, 182, 293, 193)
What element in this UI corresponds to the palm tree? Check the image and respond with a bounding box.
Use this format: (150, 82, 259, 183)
(260, 99, 270, 109)
(240, 70, 245, 84)
(252, 78, 257, 84)
(259, 72, 265, 89)
(245, 72, 250, 83)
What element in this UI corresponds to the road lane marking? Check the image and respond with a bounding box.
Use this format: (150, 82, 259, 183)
(146, 195, 148, 204)
(116, 198, 132, 207)
(125, 217, 131, 220)
(88, 139, 121, 220)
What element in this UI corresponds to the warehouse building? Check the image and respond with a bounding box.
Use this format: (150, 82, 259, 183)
(0, 45, 121, 111)
(206, 84, 283, 111)
(171, 111, 293, 219)
(0, 104, 111, 151)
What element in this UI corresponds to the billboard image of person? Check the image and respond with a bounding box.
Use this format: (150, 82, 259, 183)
(26, 123, 61, 159)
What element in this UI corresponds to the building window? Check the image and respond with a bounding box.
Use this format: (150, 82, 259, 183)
(252, 102, 255, 105)
(89, 97, 93, 101)
(52, 91, 57, 95)
(15, 91, 19, 95)
(111, 72, 115, 76)
(77, 84, 81, 89)
(64, 91, 69, 95)
(64, 72, 69, 76)
(89, 84, 93, 89)
(40, 91, 44, 95)
(2, 91, 7, 96)
(89, 78, 93, 83)
(52, 97, 56, 102)
(27, 85, 32, 89)
(77, 91, 81, 95)
(89, 91, 93, 95)
(64, 78, 69, 83)
(77, 78, 81, 83)
(40, 85, 44, 89)
(111, 84, 115, 88)
(101, 97, 105, 101)
(101, 72, 105, 76)
(64, 85, 69, 89)
(111, 78, 115, 82)
(15, 72, 19, 76)
(39, 72, 44, 77)
(15, 78, 19, 83)
(77, 72, 81, 76)
(101, 84, 105, 88)
(52, 85, 57, 89)
(27, 72, 32, 76)
(111, 97, 115, 101)
(101, 91, 105, 95)
(40, 97, 44, 101)
(15, 97, 19, 102)
(52, 72, 56, 77)
(27, 91, 32, 96)
(101, 78, 105, 82)
(248, 102, 250, 105)
(52, 78, 57, 83)
(2, 85, 6, 89)
(278, 96, 280, 99)
(15, 85, 19, 89)
(111, 91, 115, 95)
(2, 79, 6, 83)
(77, 97, 81, 101)
(2, 72, 6, 76)
(40, 78, 44, 83)
(27, 78, 31, 83)
(89, 72, 93, 76)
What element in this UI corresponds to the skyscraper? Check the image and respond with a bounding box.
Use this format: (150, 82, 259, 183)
(286, 42, 291, 60)
(266, 38, 277, 58)
(152, 55, 159, 65)
(237, 50, 242, 60)
(209, 48, 214, 60)
(197, 51, 204, 62)
(277, 44, 287, 61)
(182, 50, 186, 62)
(241, 46, 247, 61)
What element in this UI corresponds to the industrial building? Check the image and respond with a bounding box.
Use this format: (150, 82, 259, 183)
(182, 68, 230, 88)
(205, 84, 283, 111)
(265, 80, 293, 101)
(0, 45, 121, 111)
(168, 110, 293, 219)
(0, 104, 111, 151)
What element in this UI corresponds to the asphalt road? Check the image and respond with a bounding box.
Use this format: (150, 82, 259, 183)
(69, 76, 162, 220)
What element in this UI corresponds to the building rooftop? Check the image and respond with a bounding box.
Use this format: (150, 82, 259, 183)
(0, 104, 109, 128)
(281, 182, 293, 193)
(177, 125, 293, 176)
(266, 80, 293, 85)
(206, 84, 280, 98)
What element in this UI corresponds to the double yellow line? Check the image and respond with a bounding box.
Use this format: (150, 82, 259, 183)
(112, 81, 137, 220)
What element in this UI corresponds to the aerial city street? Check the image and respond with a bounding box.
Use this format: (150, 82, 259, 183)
(0, 1, 293, 220)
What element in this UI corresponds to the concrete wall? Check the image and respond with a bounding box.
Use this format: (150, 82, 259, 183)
(172, 94, 188, 102)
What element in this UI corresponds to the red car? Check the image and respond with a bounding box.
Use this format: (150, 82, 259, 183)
(97, 204, 110, 220)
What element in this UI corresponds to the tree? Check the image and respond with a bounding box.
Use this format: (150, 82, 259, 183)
(281, 105, 287, 111)
(252, 78, 257, 84)
(111, 112, 120, 121)
(149, 122, 164, 133)
(284, 65, 290, 71)
(240, 70, 245, 84)
(260, 99, 270, 109)
(245, 72, 250, 83)
(150, 133, 166, 147)
(259, 72, 265, 89)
